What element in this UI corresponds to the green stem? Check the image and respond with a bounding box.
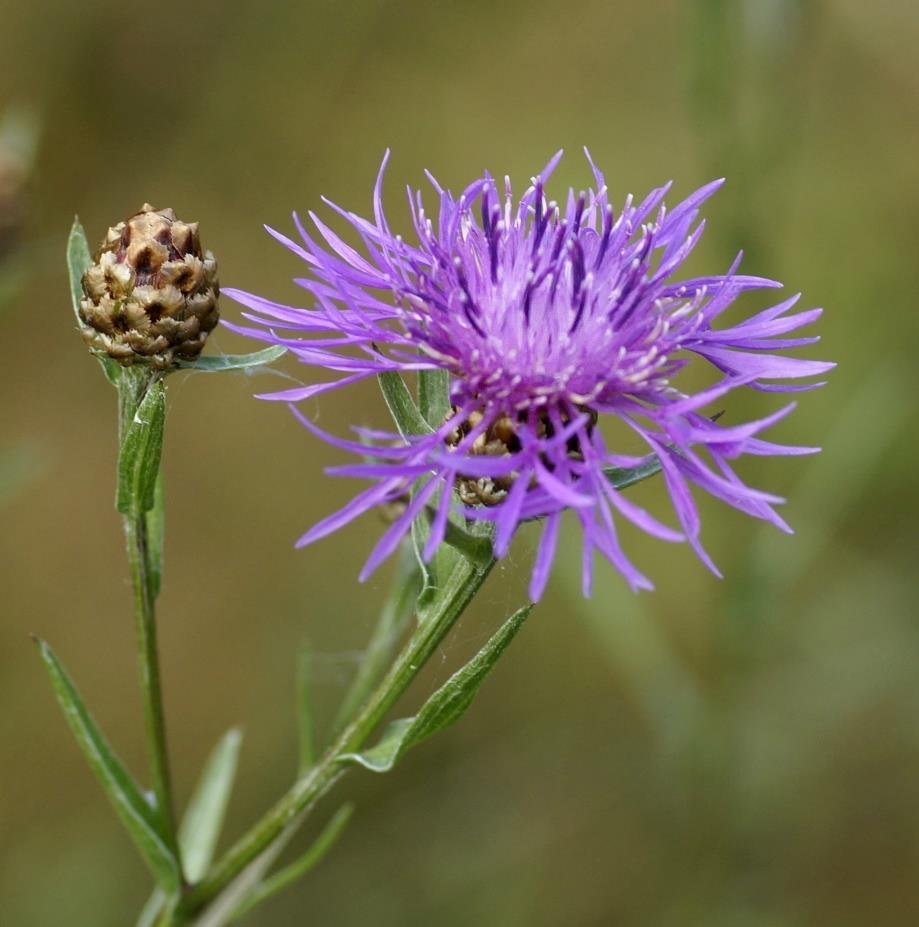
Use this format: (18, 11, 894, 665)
(119, 369, 181, 865)
(176, 549, 495, 920)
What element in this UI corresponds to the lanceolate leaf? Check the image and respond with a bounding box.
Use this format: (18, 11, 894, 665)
(604, 455, 663, 491)
(378, 371, 432, 439)
(180, 728, 243, 882)
(116, 380, 166, 516)
(175, 344, 287, 372)
(411, 488, 464, 610)
(66, 218, 91, 326)
(231, 804, 355, 921)
(134, 888, 167, 927)
(67, 218, 119, 385)
(411, 504, 438, 610)
(436, 515, 494, 568)
(418, 368, 451, 429)
(34, 638, 181, 892)
(338, 604, 533, 773)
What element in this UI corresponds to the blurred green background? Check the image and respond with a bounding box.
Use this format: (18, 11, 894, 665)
(2, 1, 918, 924)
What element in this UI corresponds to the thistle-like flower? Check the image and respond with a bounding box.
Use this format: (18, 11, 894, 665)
(227, 152, 833, 599)
(80, 204, 219, 369)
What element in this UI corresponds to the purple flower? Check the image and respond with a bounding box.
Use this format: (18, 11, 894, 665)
(226, 151, 833, 600)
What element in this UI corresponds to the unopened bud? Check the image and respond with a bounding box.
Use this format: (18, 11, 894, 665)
(79, 204, 219, 369)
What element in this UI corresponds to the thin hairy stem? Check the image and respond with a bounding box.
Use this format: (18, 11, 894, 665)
(119, 369, 181, 865)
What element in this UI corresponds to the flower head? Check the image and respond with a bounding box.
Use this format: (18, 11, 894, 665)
(80, 204, 219, 369)
(227, 151, 832, 600)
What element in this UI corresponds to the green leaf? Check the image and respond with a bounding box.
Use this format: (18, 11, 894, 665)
(296, 650, 316, 774)
(67, 218, 120, 385)
(436, 514, 494, 568)
(410, 500, 437, 610)
(180, 728, 243, 882)
(231, 804, 354, 921)
(137, 728, 243, 922)
(66, 218, 92, 327)
(135, 887, 167, 927)
(377, 371, 432, 439)
(117, 380, 166, 516)
(604, 454, 662, 491)
(378, 372, 459, 604)
(418, 368, 451, 429)
(34, 638, 181, 892)
(174, 344, 287, 372)
(338, 603, 533, 773)
(146, 471, 165, 598)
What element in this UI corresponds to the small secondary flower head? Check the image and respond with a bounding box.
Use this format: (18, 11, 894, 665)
(80, 204, 219, 369)
(227, 151, 833, 600)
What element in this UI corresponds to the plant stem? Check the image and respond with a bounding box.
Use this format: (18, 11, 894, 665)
(176, 549, 495, 920)
(119, 369, 181, 864)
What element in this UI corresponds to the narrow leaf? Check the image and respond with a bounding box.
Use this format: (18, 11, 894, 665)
(137, 727, 243, 921)
(67, 218, 119, 385)
(436, 514, 494, 568)
(418, 368, 451, 429)
(604, 454, 662, 491)
(339, 718, 413, 773)
(405, 602, 532, 745)
(66, 218, 92, 327)
(410, 503, 437, 610)
(34, 638, 180, 892)
(135, 888, 169, 927)
(296, 650, 315, 774)
(338, 603, 533, 773)
(175, 344, 287, 372)
(231, 804, 355, 921)
(377, 372, 444, 598)
(117, 380, 166, 515)
(377, 371, 432, 439)
(180, 728, 243, 882)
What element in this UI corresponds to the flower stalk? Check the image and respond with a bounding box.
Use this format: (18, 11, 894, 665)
(173, 534, 496, 921)
(118, 365, 181, 864)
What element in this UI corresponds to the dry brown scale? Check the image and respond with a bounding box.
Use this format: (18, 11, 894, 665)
(445, 405, 598, 506)
(79, 204, 219, 369)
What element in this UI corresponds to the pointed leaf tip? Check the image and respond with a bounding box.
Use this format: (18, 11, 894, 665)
(174, 344, 287, 372)
(378, 371, 432, 438)
(338, 603, 533, 773)
(36, 639, 180, 891)
(180, 727, 243, 882)
(116, 380, 166, 516)
(67, 219, 120, 385)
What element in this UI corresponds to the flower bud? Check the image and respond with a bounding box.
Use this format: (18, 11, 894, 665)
(79, 204, 219, 369)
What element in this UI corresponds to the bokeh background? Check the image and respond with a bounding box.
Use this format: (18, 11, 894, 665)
(2, 1, 918, 924)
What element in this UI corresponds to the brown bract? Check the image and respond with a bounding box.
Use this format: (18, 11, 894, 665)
(446, 406, 598, 506)
(79, 204, 219, 369)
